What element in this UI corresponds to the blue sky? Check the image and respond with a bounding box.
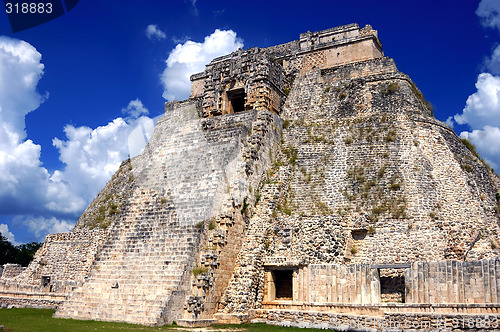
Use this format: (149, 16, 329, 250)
(0, 0, 499, 244)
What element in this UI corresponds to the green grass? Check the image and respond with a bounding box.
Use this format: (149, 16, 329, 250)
(0, 308, 171, 331)
(0, 309, 331, 332)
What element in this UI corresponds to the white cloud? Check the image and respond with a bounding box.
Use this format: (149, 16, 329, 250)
(0, 223, 19, 245)
(452, 1, 500, 171)
(13, 216, 74, 241)
(0, 36, 159, 242)
(477, 0, 500, 32)
(145, 24, 166, 41)
(459, 126, 500, 170)
(485, 44, 500, 75)
(445, 116, 454, 128)
(451, 72, 500, 170)
(52, 104, 157, 209)
(0, 37, 51, 215)
(0, 36, 46, 141)
(161, 29, 243, 101)
(122, 98, 149, 119)
(454, 73, 500, 129)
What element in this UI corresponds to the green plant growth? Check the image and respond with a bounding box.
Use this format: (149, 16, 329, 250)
(385, 130, 396, 142)
(282, 145, 298, 166)
(381, 82, 399, 96)
(410, 81, 434, 115)
(282, 119, 291, 129)
(192, 266, 208, 276)
(460, 138, 480, 158)
(241, 197, 249, 215)
(208, 220, 216, 230)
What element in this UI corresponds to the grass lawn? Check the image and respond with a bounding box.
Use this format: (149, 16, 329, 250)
(0, 308, 326, 332)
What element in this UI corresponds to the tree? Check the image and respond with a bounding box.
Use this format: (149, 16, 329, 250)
(0, 232, 18, 265)
(0, 232, 43, 266)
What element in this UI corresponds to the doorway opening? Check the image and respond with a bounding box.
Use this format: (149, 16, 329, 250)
(227, 89, 246, 113)
(379, 268, 405, 303)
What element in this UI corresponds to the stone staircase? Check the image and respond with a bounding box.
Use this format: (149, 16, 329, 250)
(55, 104, 253, 325)
(54, 186, 201, 325)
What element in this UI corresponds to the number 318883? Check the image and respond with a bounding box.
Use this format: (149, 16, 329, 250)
(6, 2, 53, 14)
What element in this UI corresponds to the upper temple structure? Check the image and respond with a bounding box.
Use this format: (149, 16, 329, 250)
(2, 23, 500, 330)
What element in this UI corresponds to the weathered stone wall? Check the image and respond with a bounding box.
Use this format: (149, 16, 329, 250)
(253, 308, 500, 331)
(198, 48, 285, 117)
(0, 230, 107, 295)
(407, 260, 500, 304)
(54, 102, 281, 325)
(0, 295, 64, 309)
(75, 159, 135, 230)
(295, 264, 380, 304)
(184, 110, 282, 322)
(218, 39, 499, 316)
(0, 264, 24, 279)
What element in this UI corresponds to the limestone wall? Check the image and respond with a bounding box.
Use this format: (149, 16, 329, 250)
(0, 264, 25, 279)
(407, 260, 500, 304)
(299, 264, 380, 304)
(219, 49, 499, 316)
(0, 230, 107, 294)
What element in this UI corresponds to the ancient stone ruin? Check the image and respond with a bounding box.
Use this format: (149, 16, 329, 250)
(2, 23, 500, 330)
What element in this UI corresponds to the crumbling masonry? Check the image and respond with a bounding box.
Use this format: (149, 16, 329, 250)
(2, 23, 500, 330)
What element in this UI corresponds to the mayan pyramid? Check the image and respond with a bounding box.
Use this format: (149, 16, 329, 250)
(1, 23, 500, 329)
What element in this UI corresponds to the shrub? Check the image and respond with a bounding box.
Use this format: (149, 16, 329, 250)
(283, 119, 291, 129)
(385, 130, 396, 142)
(460, 138, 480, 158)
(390, 183, 401, 190)
(192, 266, 208, 276)
(381, 82, 399, 96)
(208, 220, 216, 230)
(410, 81, 434, 114)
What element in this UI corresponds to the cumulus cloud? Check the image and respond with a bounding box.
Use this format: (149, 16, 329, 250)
(122, 98, 149, 119)
(454, 73, 500, 129)
(477, 0, 500, 32)
(484, 44, 500, 75)
(0, 36, 159, 243)
(145, 24, 166, 40)
(52, 102, 157, 208)
(446, 1, 500, 172)
(452, 74, 500, 171)
(13, 216, 74, 242)
(460, 126, 500, 170)
(161, 29, 243, 101)
(0, 36, 50, 215)
(0, 223, 19, 245)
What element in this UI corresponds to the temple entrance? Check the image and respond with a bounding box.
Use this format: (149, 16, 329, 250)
(266, 268, 294, 301)
(227, 89, 246, 113)
(379, 268, 405, 303)
(273, 270, 293, 300)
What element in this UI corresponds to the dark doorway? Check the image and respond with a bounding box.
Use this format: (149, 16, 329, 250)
(272, 269, 293, 300)
(227, 89, 246, 113)
(379, 269, 405, 303)
(42, 276, 50, 287)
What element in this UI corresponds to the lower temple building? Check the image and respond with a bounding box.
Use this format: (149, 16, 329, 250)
(2, 23, 500, 330)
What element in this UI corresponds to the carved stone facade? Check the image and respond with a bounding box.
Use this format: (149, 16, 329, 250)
(2, 23, 500, 330)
